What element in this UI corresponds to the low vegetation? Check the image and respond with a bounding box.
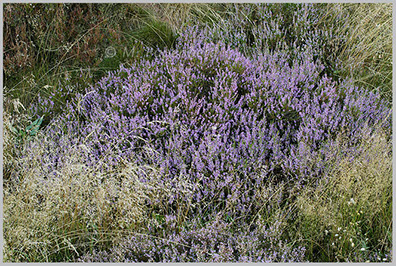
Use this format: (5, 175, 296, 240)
(3, 3, 392, 262)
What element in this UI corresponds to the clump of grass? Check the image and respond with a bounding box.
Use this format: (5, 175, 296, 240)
(294, 127, 392, 262)
(322, 3, 392, 104)
(136, 3, 226, 33)
(139, 3, 192, 33)
(3, 100, 33, 182)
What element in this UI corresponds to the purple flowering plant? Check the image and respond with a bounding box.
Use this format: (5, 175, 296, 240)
(26, 24, 391, 259)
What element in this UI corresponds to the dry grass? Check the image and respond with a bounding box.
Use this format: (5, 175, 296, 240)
(294, 128, 392, 262)
(2, 117, 195, 262)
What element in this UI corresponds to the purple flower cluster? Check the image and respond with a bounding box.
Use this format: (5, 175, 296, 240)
(31, 28, 390, 221)
(78, 217, 305, 262)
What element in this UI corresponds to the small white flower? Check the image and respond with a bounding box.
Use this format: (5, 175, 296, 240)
(338, 227, 342, 231)
(335, 234, 339, 237)
(348, 198, 356, 205)
(351, 242, 355, 247)
(383, 258, 387, 261)
(325, 230, 329, 235)
(361, 248, 366, 251)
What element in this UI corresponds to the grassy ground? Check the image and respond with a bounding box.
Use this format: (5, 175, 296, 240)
(3, 3, 392, 262)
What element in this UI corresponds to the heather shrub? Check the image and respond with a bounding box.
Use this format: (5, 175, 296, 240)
(31, 29, 390, 224)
